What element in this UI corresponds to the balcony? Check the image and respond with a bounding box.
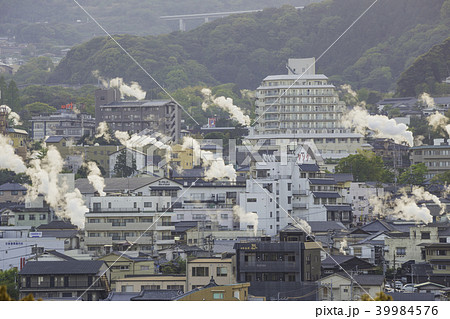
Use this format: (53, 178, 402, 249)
(292, 202, 308, 209)
(292, 190, 308, 196)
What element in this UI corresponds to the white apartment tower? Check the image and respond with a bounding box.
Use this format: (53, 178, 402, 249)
(251, 58, 366, 160)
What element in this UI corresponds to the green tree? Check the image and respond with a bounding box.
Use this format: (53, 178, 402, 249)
(335, 150, 393, 182)
(0, 268, 19, 300)
(361, 291, 393, 301)
(0, 76, 7, 105)
(6, 80, 20, 110)
(431, 170, 450, 184)
(160, 257, 186, 275)
(113, 149, 136, 177)
(398, 163, 428, 185)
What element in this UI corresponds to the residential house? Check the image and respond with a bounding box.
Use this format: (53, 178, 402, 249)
(319, 273, 384, 301)
(321, 255, 375, 276)
(0, 182, 27, 203)
(18, 260, 111, 300)
(186, 257, 235, 291)
(115, 275, 186, 293)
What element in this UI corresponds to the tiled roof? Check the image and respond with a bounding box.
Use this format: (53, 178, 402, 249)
(0, 183, 26, 191)
(312, 192, 341, 198)
(19, 260, 105, 275)
(75, 176, 162, 194)
(308, 221, 347, 232)
(37, 220, 77, 230)
(299, 164, 320, 172)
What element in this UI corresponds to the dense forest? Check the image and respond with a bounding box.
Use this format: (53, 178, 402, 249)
(396, 36, 450, 97)
(0, 0, 319, 43)
(45, 0, 450, 93)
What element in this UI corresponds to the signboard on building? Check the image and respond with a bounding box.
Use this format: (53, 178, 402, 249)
(29, 232, 42, 238)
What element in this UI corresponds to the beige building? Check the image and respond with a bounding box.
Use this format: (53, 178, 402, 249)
(410, 140, 450, 179)
(319, 273, 384, 301)
(115, 275, 186, 293)
(175, 281, 250, 301)
(422, 243, 450, 275)
(186, 257, 235, 291)
(97, 252, 155, 289)
(385, 226, 439, 269)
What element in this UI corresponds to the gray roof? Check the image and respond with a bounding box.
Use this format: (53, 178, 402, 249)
(105, 99, 172, 107)
(309, 178, 335, 185)
(37, 220, 77, 230)
(40, 229, 78, 238)
(19, 260, 105, 275)
(45, 136, 66, 143)
(44, 250, 76, 261)
(308, 221, 347, 233)
(103, 292, 140, 301)
(173, 221, 198, 232)
(0, 183, 26, 191)
(351, 274, 385, 286)
(313, 192, 341, 198)
(325, 205, 351, 211)
(321, 255, 354, 266)
(130, 289, 182, 301)
(299, 164, 320, 172)
(75, 176, 162, 194)
(360, 220, 396, 233)
(326, 173, 354, 183)
(387, 292, 434, 301)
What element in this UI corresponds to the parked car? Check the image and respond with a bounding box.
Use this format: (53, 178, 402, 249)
(394, 281, 403, 290)
(402, 284, 417, 293)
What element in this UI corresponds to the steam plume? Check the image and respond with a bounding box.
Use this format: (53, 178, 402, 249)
(294, 217, 311, 235)
(201, 88, 251, 126)
(419, 93, 435, 108)
(95, 121, 111, 142)
(87, 161, 106, 196)
(93, 71, 146, 100)
(339, 238, 348, 255)
(1, 105, 22, 126)
(342, 106, 414, 146)
(369, 186, 444, 223)
(427, 111, 450, 137)
(64, 189, 88, 229)
(181, 136, 236, 181)
(233, 205, 258, 236)
(0, 134, 26, 173)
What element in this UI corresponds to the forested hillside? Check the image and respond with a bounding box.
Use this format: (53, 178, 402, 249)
(0, 0, 318, 44)
(47, 0, 450, 92)
(396, 36, 450, 97)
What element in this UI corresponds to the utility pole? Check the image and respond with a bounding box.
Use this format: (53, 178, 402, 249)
(34, 244, 38, 261)
(350, 270, 354, 301)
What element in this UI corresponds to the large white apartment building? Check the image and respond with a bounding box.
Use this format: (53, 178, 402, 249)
(250, 58, 366, 160)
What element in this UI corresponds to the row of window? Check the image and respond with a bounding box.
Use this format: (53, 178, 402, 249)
(17, 214, 46, 221)
(191, 266, 228, 277)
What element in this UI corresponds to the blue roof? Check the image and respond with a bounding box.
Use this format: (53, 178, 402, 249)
(45, 136, 66, 143)
(299, 164, 320, 172)
(312, 192, 341, 198)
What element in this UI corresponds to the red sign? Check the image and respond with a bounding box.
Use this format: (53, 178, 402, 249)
(61, 102, 73, 109)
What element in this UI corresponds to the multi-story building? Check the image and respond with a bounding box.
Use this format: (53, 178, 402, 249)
(95, 88, 181, 143)
(84, 194, 175, 255)
(18, 260, 110, 300)
(0, 183, 27, 203)
(410, 139, 450, 179)
(115, 275, 186, 293)
(422, 243, 450, 275)
(186, 257, 235, 291)
(30, 110, 95, 140)
(369, 138, 410, 169)
(233, 233, 320, 300)
(241, 153, 352, 236)
(251, 58, 366, 160)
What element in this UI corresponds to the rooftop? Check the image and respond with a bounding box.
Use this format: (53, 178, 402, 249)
(0, 183, 26, 191)
(19, 260, 105, 275)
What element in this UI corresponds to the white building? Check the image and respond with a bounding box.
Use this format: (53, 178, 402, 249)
(252, 58, 366, 160)
(240, 149, 352, 236)
(344, 182, 385, 225)
(0, 226, 64, 270)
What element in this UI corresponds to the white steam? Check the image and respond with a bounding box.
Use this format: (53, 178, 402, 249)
(26, 146, 88, 228)
(427, 111, 450, 137)
(87, 161, 106, 196)
(294, 217, 311, 235)
(114, 130, 130, 146)
(233, 205, 258, 236)
(181, 136, 236, 181)
(342, 106, 414, 146)
(369, 186, 444, 223)
(93, 71, 146, 100)
(95, 121, 111, 142)
(1, 105, 22, 126)
(419, 93, 435, 108)
(339, 238, 348, 255)
(201, 88, 251, 126)
(0, 134, 27, 173)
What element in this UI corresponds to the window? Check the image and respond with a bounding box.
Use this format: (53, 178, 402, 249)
(39, 214, 46, 220)
(437, 250, 447, 256)
(440, 238, 447, 243)
(62, 292, 72, 297)
(144, 202, 152, 208)
(421, 232, 431, 239)
(217, 267, 228, 277)
(167, 285, 184, 291)
(89, 218, 101, 223)
(396, 247, 406, 256)
(192, 267, 209, 277)
(287, 255, 295, 262)
(29, 214, 35, 220)
(213, 292, 224, 300)
(64, 276, 69, 287)
(287, 196, 291, 204)
(11, 190, 18, 195)
(247, 198, 257, 202)
(18, 215, 24, 220)
(437, 265, 447, 270)
(177, 214, 184, 220)
(220, 214, 228, 220)
(121, 285, 134, 292)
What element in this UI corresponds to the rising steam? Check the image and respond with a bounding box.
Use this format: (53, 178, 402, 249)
(0, 134, 27, 173)
(427, 111, 450, 137)
(181, 136, 236, 181)
(369, 186, 445, 223)
(201, 88, 251, 126)
(342, 106, 414, 146)
(233, 205, 258, 236)
(95, 121, 111, 142)
(87, 161, 106, 196)
(1, 105, 22, 126)
(419, 93, 435, 108)
(93, 71, 146, 100)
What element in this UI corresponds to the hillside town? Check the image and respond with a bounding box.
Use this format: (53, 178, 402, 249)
(0, 56, 449, 302)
